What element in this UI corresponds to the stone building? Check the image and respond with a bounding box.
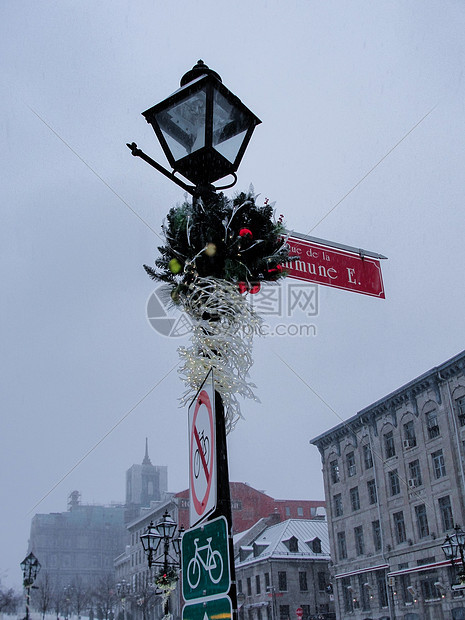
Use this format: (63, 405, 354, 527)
(234, 518, 335, 620)
(28, 491, 126, 588)
(125, 439, 168, 524)
(310, 349, 465, 620)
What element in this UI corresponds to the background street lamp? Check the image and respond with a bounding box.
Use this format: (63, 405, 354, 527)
(442, 524, 465, 585)
(140, 511, 183, 618)
(20, 552, 41, 620)
(116, 580, 129, 620)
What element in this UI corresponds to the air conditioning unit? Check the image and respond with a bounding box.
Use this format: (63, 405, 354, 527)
(348, 465, 356, 476)
(403, 439, 411, 449)
(408, 479, 416, 488)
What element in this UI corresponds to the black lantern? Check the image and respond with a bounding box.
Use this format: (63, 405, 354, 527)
(20, 552, 41, 587)
(140, 521, 162, 568)
(155, 510, 177, 540)
(442, 524, 465, 585)
(130, 60, 261, 191)
(20, 552, 41, 620)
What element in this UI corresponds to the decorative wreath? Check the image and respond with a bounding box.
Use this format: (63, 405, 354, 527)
(144, 188, 292, 299)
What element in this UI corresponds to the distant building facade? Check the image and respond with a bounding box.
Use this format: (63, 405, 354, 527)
(234, 518, 335, 620)
(28, 441, 167, 588)
(311, 350, 465, 620)
(125, 439, 168, 524)
(28, 491, 126, 587)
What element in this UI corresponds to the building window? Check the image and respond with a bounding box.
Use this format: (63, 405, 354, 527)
(367, 479, 377, 504)
(279, 606, 289, 620)
(421, 576, 440, 600)
(403, 420, 417, 448)
(408, 459, 422, 487)
(358, 574, 371, 611)
(255, 574, 261, 594)
(388, 469, 400, 496)
(384, 430, 395, 458)
(285, 506, 290, 517)
(432, 449, 446, 479)
(278, 571, 287, 592)
(363, 444, 373, 469)
(400, 573, 413, 605)
(347, 451, 356, 477)
(317, 572, 326, 592)
(350, 486, 360, 511)
(415, 504, 430, 538)
(341, 577, 353, 613)
(247, 577, 252, 596)
(393, 511, 407, 544)
(301, 605, 310, 620)
(426, 407, 440, 439)
(330, 459, 340, 483)
(376, 570, 388, 608)
(372, 520, 382, 551)
(334, 493, 343, 517)
(311, 537, 322, 553)
(238, 580, 243, 594)
(297, 506, 303, 516)
(354, 526, 365, 555)
(264, 572, 270, 590)
(439, 496, 454, 531)
(337, 531, 347, 560)
(456, 395, 465, 426)
(299, 571, 308, 591)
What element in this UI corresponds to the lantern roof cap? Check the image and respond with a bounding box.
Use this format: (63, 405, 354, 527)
(180, 60, 222, 87)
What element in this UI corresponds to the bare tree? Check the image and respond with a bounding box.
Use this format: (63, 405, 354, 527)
(33, 572, 53, 620)
(70, 577, 91, 620)
(93, 574, 117, 620)
(0, 586, 21, 613)
(51, 582, 64, 620)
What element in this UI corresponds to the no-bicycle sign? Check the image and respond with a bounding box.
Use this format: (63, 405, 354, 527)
(188, 369, 217, 527)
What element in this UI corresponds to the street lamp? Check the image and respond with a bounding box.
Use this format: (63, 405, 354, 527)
(442, 524, 465, 585)
(140, 511, 183, 618)
(127, 59, 261, 198)
(116, 580, 129, 620)
(20, 552, 41, 620)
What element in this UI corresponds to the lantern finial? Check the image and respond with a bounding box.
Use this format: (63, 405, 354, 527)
(180, 60, 222, 87)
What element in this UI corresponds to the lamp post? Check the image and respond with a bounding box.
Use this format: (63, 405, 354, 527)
(129, 62, 262, 620)
(116, 580, 129, 620)
(140, 511, 183, 618)
(20, 552, 41, 620)
(442, 524, 465, 585)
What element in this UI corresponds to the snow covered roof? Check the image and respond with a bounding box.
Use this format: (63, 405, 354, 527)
(235, 518, 330, 565)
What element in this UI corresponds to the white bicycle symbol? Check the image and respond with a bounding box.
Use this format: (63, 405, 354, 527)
(187, 536, 224, 589)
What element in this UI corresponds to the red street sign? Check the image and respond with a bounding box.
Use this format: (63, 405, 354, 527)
(296, 607, 303, 619)
(283, 233, 386, 298)
(188, 369, 217, 527)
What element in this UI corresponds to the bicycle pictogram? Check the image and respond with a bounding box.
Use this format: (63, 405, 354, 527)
(193, 429, 210, 479)
(186, 536, 224, 589)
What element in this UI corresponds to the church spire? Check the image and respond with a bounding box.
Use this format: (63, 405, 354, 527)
(142, 437, 152, 465)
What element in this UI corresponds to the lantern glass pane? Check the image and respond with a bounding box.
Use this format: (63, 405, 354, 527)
(155, 90, 206, 161)
(212, 89, 250, 163)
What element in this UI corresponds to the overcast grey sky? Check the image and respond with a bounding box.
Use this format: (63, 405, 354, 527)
(2, 0, 465, 588)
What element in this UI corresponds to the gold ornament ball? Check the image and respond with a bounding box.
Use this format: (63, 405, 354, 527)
(205, 243, 217, 257)
(169, 258, 182, 274)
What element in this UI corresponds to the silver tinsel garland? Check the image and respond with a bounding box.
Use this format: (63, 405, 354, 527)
(177, 277, 263, 433)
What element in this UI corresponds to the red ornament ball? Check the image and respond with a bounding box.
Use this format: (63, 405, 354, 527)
(238, 282, 248, 294)
(249, 282, 261, 294)
(239, 228, 253, 238)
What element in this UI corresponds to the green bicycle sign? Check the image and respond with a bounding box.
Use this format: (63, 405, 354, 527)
(182, 516, 230, 601)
